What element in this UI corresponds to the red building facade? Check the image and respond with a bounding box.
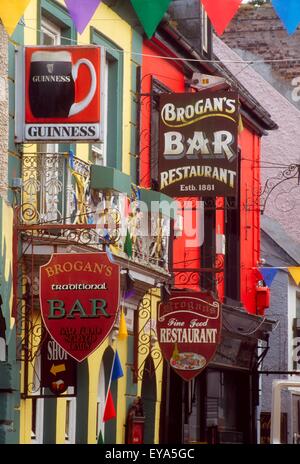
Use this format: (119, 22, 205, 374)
(140, 22, 277, 444)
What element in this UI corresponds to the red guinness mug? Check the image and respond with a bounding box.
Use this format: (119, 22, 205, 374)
(29, 50, 97, 118)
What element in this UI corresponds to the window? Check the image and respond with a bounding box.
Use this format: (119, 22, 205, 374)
(151, 78, 172, 189)
(90, 58, 108, 166)
(41, 17, 61, 45)
(92, 30, 123, 170)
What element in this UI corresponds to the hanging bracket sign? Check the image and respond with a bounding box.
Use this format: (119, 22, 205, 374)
(40, 253, 120, 362)
(158, 90, 239, 197)
(157, 291, 221, 380)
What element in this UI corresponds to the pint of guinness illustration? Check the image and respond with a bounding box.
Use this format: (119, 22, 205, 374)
(29, 50, 97, 118)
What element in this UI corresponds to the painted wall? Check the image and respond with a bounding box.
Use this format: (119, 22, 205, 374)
(18, 0, 161, 445)
(239, 127, 261, 314)
(0, 198, 19, 444)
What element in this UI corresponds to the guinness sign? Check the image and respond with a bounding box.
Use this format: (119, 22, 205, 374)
(16, 46, 103, 143)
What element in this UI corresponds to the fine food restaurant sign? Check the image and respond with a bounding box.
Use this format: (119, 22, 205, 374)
(40, 253, 119, 362)
(16, 46, 103, 142)
(158, 91, 239, 197)
(157, 291, 221, 380)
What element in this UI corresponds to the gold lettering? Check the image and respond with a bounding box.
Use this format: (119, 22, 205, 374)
(74, 261, 83, 272)
(45, 266, 55, 277)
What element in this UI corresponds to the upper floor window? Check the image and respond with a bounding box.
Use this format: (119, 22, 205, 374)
(41, 17, 61, 45)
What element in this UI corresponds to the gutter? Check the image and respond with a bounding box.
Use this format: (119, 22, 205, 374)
(157, 21, 278, 132)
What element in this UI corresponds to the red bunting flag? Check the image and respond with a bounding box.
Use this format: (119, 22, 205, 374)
(103, 390, 116, 422)
(201, 0, 242, 36)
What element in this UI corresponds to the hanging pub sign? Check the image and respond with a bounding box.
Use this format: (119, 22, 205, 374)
(158, 90, 239, 197)
(40, 332, 76, 396)
(15, 45, 104, 142)
(40, 253, 120, 362)
(157, 291, 221, 380)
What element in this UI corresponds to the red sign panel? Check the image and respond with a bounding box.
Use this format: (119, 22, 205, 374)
(40, 253, 120, 362)
(157, 291, 221, 380)
(41, 332, 76, 395)
(20, 46, 102, 142)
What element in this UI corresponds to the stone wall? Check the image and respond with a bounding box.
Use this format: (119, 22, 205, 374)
(223, 4, 300, 83)
(0, 21, 8, 198)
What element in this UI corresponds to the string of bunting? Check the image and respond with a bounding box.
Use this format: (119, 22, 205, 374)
(258, 266, 300, 287)
(1, 0, 300, 39)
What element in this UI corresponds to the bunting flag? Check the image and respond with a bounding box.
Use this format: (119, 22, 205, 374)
(0, 0, 31, 36)
(201, 0, 243, 36)
(118, 308, 128, 340)
(102, 390, 116, 422)
(124, 272, 135, 299)
(111, 350, 124, 381)
(109, 243, 120, 256)
(64, 0, 102, 34)
(272, 0, 300, 35)
(124, 229, 133, 258)
(130, 0, 172, 38)
(105, 244, 115, 263)
(288, 267, 300, 286)
(259, 268, 278, 287)
(238, 114, 244, 134)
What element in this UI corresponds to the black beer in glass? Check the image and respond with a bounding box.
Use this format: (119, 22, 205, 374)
(29, 50, 75, 118)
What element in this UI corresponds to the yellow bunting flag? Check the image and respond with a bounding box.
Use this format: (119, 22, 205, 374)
(0, 0, 31, 36)
(109, 243, 120, 256)
(288, 267, 300, 286)
(118, 308, 128, 340)
(238, 114, 244, 134)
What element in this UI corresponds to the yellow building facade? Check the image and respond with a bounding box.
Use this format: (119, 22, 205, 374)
(9, 0, 171, 444)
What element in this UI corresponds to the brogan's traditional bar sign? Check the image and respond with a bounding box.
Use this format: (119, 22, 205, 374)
(157, 291, 221, 380)
(158, 90, 239, 197)
(15, 46, 103, 142)
(40, 253, 119, 362)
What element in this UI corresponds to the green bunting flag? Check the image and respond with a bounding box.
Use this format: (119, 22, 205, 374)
(130, 0, 172, 38)
(124, 229, 133, 258)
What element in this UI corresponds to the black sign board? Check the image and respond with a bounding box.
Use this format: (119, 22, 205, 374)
(41, 332, 76, 395)
(158, 91, 239, 197)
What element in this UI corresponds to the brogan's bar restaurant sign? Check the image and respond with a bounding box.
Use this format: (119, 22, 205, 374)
(157, 291, 221, 380)
(16, 46, 103, 142)
(158, 91, 239, 197)
(40, 253, 119, 362)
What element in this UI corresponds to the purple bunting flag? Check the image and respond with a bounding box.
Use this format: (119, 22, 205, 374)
(64, 0, 101, 34)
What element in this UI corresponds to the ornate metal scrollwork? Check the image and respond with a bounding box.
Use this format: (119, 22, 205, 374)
(136, 293, 162, 381)
(260, 164, 300, 213)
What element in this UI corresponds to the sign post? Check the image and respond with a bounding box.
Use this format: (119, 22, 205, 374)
(40, 253, 120, 362)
